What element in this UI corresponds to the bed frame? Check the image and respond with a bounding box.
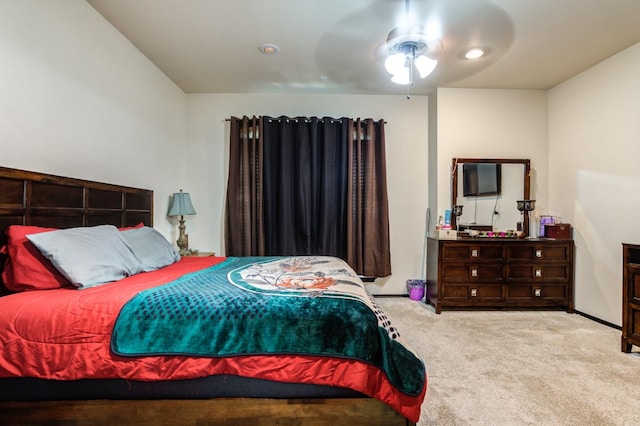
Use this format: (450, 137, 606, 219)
(0, 166, 415, 425)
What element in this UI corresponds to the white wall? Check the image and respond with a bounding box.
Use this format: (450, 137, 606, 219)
(4, 1, 638, 312)
(548, 42, 640, 326)
(434, 88, 549, 235)
(0, 1, 431, 296)
(185, 94, 429, 295)
(432, 46, 640, 325)
(0, 0, 186, 238)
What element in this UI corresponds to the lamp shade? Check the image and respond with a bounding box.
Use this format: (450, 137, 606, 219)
(385, 51, 437, 85)
(385, 53, 407, 75)
(390, 68, 411, 85)
(168, 190, 196, 216)
(414, 55, 437, 78)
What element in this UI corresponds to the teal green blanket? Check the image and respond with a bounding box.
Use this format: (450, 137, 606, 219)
(111, 256, 424, 396)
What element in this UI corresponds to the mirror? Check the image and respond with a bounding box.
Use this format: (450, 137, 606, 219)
(450, 158, 531, 235)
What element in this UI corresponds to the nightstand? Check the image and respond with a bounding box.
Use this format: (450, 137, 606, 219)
(183, 251, 216, 257)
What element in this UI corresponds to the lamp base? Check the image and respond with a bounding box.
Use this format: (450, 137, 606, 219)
(176, 217, 190, 256)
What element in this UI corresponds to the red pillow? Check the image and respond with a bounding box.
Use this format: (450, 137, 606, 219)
(120, 222, 145, 231)
(1, 225, 71, 291)
(1, 223, 146, 292)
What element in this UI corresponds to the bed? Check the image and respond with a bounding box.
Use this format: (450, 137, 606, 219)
(0, 166, 426, 425)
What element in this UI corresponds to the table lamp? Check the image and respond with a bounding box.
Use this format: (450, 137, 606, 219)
(168, 189, 196, 256)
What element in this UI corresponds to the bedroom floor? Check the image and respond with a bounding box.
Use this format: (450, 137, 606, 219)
(375, 297, 640, 426)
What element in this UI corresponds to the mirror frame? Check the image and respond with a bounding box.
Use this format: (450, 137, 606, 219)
(451, 158, 531, 235)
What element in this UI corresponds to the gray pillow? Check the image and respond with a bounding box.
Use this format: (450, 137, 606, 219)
(120, 226, 180, 272)
(26, 225, 144, 289)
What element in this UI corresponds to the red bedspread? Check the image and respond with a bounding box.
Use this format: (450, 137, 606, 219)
(0, 257, 426, 422)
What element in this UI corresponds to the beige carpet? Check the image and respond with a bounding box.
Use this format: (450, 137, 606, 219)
(375, 297, 640, 426)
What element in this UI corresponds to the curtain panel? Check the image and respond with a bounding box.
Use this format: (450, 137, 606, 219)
(347, 119, 392, 277)
(225, 115, 391, 277)
(224, 116, 265, 256)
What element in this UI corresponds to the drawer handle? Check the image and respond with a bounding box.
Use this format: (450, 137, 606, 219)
(535, 269, 542, 277)
(471, 288, 477, 297)
(536, 249, 543, 258)
(471, 268, 478, 277)
(535, 288, 541, 297)
(471, 249, 478, 258)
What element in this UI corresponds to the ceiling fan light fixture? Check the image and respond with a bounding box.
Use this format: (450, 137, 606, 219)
(386, 24, 429, 50)
(383, 23, 438, 85)
(414, 55, 437, 78)
(385, 53, 408, 75)
(390, 68, 411, 85)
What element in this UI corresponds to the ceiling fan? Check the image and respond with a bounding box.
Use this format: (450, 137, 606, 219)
(382, 0, 441, 85)
(315, 0, 514, 95)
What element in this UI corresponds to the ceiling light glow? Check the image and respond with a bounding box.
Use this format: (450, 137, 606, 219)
(465, 48, 485, 59)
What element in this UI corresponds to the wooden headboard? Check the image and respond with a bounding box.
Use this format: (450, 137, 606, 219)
(0, 166, 153, 291)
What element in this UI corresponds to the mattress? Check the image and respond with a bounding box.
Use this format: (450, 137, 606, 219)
(0, 255, 426, 422)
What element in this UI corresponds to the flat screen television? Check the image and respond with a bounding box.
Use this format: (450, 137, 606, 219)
(462, 163, 502, 197)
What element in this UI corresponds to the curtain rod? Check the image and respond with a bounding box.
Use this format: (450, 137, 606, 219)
(224, 117, 386, 123)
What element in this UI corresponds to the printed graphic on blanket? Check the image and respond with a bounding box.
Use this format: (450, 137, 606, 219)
(111, 256, 425, 396)
(231, 256, 362, 295)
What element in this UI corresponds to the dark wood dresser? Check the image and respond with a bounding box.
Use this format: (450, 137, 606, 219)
(622, 243, 640, 352)
(426, 237, 574, 314)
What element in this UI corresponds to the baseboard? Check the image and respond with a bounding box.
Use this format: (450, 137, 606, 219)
(367, 303, 623, 329)
(373, 294, 410, 298)
(574, 310, 621, 330)
(370, 300, 620, 329)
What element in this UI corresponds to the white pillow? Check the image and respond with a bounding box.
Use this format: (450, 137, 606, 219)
(26, 225, 144, 289)
(120, 226, 180, 272)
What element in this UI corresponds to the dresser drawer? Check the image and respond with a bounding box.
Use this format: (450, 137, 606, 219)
(630, 309, 640, 342)
(442, 283, 503, 301)
(507, 244, 570, 262)
(441, 244, 504, 262)
(629, 265, 640, 304)
(507, 283, 568, 301)
(442, 264, 503, 282)
(507, 264, 570, 282)
(623, 244, 640, 352)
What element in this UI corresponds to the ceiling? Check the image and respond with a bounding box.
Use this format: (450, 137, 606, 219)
(86, 0, 640, 96)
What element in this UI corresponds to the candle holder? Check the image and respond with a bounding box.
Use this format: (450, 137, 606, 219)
(452, 205, 463, 231)
(516, 200, 536, 237)
(515, 200, 535, 212)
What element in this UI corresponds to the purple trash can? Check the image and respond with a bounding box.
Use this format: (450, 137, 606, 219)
(406, 279, 425, 301)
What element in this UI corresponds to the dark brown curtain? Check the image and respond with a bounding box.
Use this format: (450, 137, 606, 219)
(224, 115, 391, 277)
(224, 116, 265, 256)
(347, 119, 391, 277)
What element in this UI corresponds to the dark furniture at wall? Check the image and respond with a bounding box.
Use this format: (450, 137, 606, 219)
(426, 237, 574, 314)
(0, 166, 153, 231)
(622, 243, 640, 352)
